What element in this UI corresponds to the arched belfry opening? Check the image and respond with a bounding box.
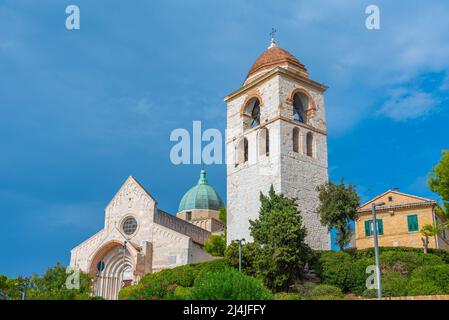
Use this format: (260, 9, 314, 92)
(293, 92, 308, 124)
(242, 98, 261, 130)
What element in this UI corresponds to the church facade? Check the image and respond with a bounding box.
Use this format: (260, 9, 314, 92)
(70, 38, 330, 299)
(70, 170, 224, 300)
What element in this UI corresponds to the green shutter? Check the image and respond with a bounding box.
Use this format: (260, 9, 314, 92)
(365, 220, 371, 237)
(377, 219, 384, 235)
(408, 215, 418, 232)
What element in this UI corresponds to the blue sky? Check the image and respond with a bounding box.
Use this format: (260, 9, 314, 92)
(0, 0, 448, 276)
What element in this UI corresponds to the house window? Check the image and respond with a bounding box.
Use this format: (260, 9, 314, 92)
(388, 196, 393, 202)
(364, 219, 384, 237)
(407, 214, 419, 232)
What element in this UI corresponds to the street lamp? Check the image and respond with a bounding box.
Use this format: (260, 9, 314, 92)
(371, 202, 385, 300)
(237, 239, 245, 272)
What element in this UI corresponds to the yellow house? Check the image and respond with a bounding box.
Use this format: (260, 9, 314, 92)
(355, 189, 449, 250)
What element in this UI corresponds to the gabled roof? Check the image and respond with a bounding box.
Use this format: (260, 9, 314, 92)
(106, 176, 157, 209)
(359, 189, 435, 211)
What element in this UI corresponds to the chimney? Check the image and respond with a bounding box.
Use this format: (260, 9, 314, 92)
(394, 187, 399, 192)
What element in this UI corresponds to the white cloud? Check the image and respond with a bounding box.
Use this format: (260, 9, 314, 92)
(379, 89, 439, 121)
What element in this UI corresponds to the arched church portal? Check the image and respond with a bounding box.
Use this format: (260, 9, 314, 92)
(89, 241, 136, 300)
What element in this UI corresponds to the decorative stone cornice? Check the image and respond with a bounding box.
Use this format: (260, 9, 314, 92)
(225, 67, 327, 104)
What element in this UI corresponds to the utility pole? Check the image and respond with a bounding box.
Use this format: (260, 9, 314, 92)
(371, 202, 385, 300)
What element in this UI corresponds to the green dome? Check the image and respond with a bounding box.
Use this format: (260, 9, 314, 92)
(178, 169, 224, 212)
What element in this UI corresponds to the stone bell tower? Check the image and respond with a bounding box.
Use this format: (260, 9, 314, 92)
(225, 37, 330, 250)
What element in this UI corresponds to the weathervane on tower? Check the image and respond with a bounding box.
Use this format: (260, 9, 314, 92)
(269, 28, 277, 48)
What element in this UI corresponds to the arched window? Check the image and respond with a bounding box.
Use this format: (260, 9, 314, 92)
(244, 138, 248, 162)
(243, 98, 261, 130)
(258, 128, 269, 156)
(293, 127, 299, 153)
(235, 137, 249, 166)
(293, 93, 308, 124)
(306, 132, 314, 157)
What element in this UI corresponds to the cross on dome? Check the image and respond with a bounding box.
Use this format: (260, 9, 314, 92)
(269, 28, 277, 48)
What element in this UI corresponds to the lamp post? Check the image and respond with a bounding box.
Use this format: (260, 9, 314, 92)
(371, 202, 385, 300)
(237, 239, 245, 272)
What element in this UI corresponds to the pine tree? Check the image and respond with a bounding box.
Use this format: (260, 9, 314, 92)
(249, 185, 312, 292)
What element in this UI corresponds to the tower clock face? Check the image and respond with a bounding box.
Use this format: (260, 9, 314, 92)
(122, 217, 138, 235)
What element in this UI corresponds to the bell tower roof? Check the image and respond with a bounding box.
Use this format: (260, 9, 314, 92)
(245, 45, 308, 83)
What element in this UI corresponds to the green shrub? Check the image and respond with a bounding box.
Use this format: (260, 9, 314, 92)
(118, 285, 134, 300)
(224, 242, 259, 277)
(382, 272, 408, 297)
(348, 257, 375, 295)
(166, 265, 197, 287)
(293, 282, 316, 297)
(194, 259, 231, 284)
(427, 248, 449, 264)
(408, 264, 449, 295)
(274, 292, 301, 300)
(311, 284, 343, 298)
(308, 295, 345, 300)
(407, 283, 445, 296)
(190, 269, 273, 300)
(119, 277, 177, 300)
(379, 251, 443, 275)
(204, 234, 226, 257)
(174, 286, 192, 300)
(139, 265, 196, 288)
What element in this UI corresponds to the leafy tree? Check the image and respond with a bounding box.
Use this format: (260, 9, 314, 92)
(421, 223, 443, 254)
(204, 207, 227, 257)
(429, 150, 449, 217)
(316, 180, 360, 250)
(219, 206, 227, 225)
(25, 262, 94, 300)
(249, 185, 313, 292)
(204, 234, 226, 257)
